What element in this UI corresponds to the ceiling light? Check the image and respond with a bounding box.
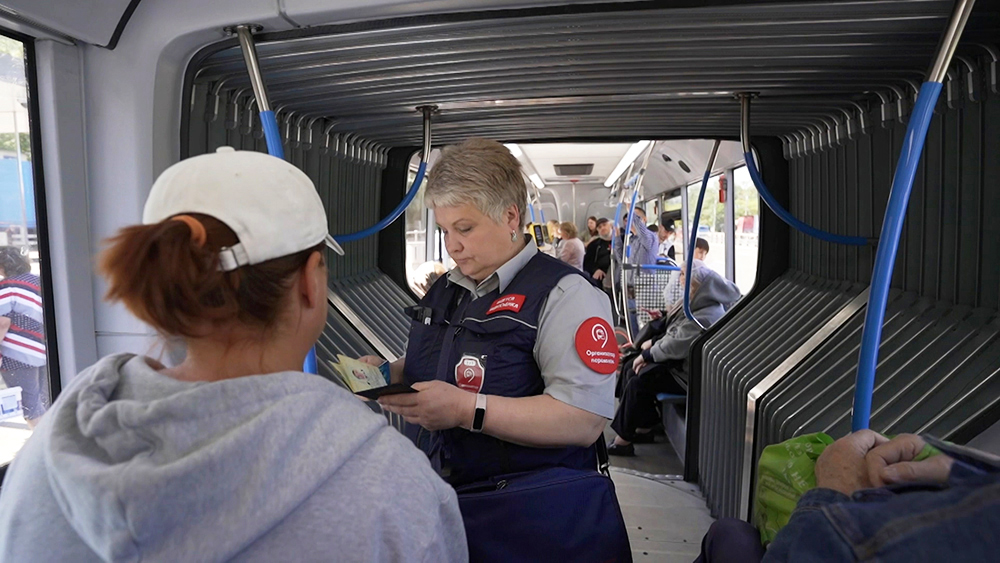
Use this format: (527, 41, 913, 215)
(604, 140, 652, 187)
(529, 173, 545, 190)
(504, 143, 523, 158)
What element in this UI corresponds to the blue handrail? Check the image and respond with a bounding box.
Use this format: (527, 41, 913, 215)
(852, 81, 943, 431)
(624, 186, 641, 260)
(257, 109, 321, 375)
(528, 203, 537, 223)
(611, 200, 623, 255)
(333, 163, 427, 244)
(682, 139, 721, 328)
(744, 154, 868, 246)
(683, 170, 711, 329)
(638, 264, 682, 272)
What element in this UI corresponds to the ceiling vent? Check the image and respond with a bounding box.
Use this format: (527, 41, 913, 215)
(554, 164, 594, 176)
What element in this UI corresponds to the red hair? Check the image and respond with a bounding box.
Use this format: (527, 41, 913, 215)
(99, 214, 322, 338)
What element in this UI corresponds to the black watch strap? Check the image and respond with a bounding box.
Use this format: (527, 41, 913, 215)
(471, 394, 487, 433)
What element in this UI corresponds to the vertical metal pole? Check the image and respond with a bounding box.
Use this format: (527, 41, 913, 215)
(680, 184, 690, 259)
(234, 25, 269, 112)
(725, 167, 736, 282)
(13, 99, 28, 250)
(231, 24, 284, 159)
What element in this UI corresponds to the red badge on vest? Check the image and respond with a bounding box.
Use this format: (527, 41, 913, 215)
(487, 294, 526, 315)
(455, 355, 486, 392)
(575, 317, 619, 375)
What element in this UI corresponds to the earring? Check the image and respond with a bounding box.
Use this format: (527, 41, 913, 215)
(511, 230, 518, 242)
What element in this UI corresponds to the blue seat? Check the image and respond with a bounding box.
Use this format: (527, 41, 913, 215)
(656, 393, 685, 404)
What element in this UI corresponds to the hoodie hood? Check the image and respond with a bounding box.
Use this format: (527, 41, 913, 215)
(39, 354, 387, 562)
(647, 264, 743, 363)
(688, 263, 743, 315)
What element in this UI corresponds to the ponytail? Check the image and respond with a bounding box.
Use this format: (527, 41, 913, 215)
(99, 214, 321, 338)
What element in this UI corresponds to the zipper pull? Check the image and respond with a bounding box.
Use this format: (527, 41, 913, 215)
(495, 480, 508, 491)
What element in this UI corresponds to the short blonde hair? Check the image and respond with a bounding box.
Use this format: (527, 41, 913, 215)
(559, 221, 578, 239)
(426, 138, 528, 228)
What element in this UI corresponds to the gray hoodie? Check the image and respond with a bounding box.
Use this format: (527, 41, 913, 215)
(647, 266, 742, 363)
(0, 354, 467, 563)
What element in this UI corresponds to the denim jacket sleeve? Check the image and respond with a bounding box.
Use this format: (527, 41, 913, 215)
(762, 488, 856, 562)
(764, 473, 1000, 563)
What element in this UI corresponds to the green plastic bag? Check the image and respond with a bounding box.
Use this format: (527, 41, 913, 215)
(754, 432, 939, 545)
(754, 432, 834, 545)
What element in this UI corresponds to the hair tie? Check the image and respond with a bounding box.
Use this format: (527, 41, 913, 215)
(170, 215, 208, 248)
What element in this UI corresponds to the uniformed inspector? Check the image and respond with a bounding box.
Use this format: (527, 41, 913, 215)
(362, 137, 619, 486)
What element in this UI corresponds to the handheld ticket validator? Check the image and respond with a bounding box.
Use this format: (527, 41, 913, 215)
(528, 223, 546, 247)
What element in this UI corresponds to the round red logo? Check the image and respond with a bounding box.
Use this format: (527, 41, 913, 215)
(455, 355, 485, 392)
(574, 317, 619, 375)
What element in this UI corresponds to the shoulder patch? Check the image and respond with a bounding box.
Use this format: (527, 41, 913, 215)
(574, 317, 619, 374)
(488, 294, 526, 315)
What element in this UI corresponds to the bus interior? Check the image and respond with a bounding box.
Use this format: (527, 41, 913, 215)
(1, 0, 1000, 561)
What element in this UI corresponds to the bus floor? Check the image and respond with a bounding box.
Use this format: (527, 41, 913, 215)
(605, 424, 714, 562)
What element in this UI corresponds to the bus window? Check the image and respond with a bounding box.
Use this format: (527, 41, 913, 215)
(733, 165, 760, 294)
(0, 33, 53, 465)
(404, 149, 450, 297)
(686, 174, 726, 279)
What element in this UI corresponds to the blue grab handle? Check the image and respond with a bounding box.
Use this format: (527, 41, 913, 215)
(260, 110, 284, 160)
(259, 110, 322, 375)
(684, 170, 711, 328)
(335, 162, 427, 244)
(624, 187, 641, 260)
(852, 81, 943, 431)
(745, 152, 867, 246)
(611, 201, 623, 255)
(528, 203, 537, 223)
(303, 348, 318, 374)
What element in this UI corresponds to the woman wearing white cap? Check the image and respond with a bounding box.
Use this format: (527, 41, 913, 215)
(0, 147, 467, 562)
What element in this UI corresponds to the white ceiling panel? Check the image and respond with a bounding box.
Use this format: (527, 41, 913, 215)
(1, 0, 135, 46)
(517, 142, 631, 184)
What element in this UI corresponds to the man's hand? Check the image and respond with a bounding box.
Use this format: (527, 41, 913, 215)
(593, 270, 606, 281)
(632, 354, 647, 373)
(866, 434, 953, 487)
(378, 380, 477, 431)
(641, 340, 652, 351)
(815, 430, 890, 496)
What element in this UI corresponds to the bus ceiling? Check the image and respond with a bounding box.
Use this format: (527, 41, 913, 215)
(182, 0, 1000, 150)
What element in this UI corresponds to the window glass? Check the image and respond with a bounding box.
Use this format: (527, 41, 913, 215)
(661, 192, 682, 258)
(733, 165, 760, 293)
(0, 34, 50, 465)
(686, 174, 726, 278)
(404, 150, 450, 297)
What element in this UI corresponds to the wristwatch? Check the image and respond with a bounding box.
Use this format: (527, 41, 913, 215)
(471, 393, 487, 433)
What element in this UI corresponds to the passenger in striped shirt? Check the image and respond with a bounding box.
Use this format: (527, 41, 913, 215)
(0, 247, 48, 428)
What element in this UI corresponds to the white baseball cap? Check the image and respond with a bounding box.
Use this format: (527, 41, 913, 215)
(143, 147, 344, 271)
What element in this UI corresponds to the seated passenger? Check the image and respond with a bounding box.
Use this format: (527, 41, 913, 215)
(0, 148, 467, 563)
(557, 221, 585, 271)
(609, 262, 740, 456)
(411, 260, 448, 297)
(696, 432, 998, 563)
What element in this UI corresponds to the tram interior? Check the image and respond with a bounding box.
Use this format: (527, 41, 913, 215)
(2, 0, 1000, 561)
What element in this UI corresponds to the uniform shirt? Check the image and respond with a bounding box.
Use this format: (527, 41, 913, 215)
(445, 238, 616, 419)
(0, 273, 45, 370)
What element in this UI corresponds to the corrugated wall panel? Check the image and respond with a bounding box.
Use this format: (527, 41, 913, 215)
(703, 78, 1000, 520)
(186, 89, 415, 359)
(698, 272, 862, 518)
(789, 92, 1000, 306)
